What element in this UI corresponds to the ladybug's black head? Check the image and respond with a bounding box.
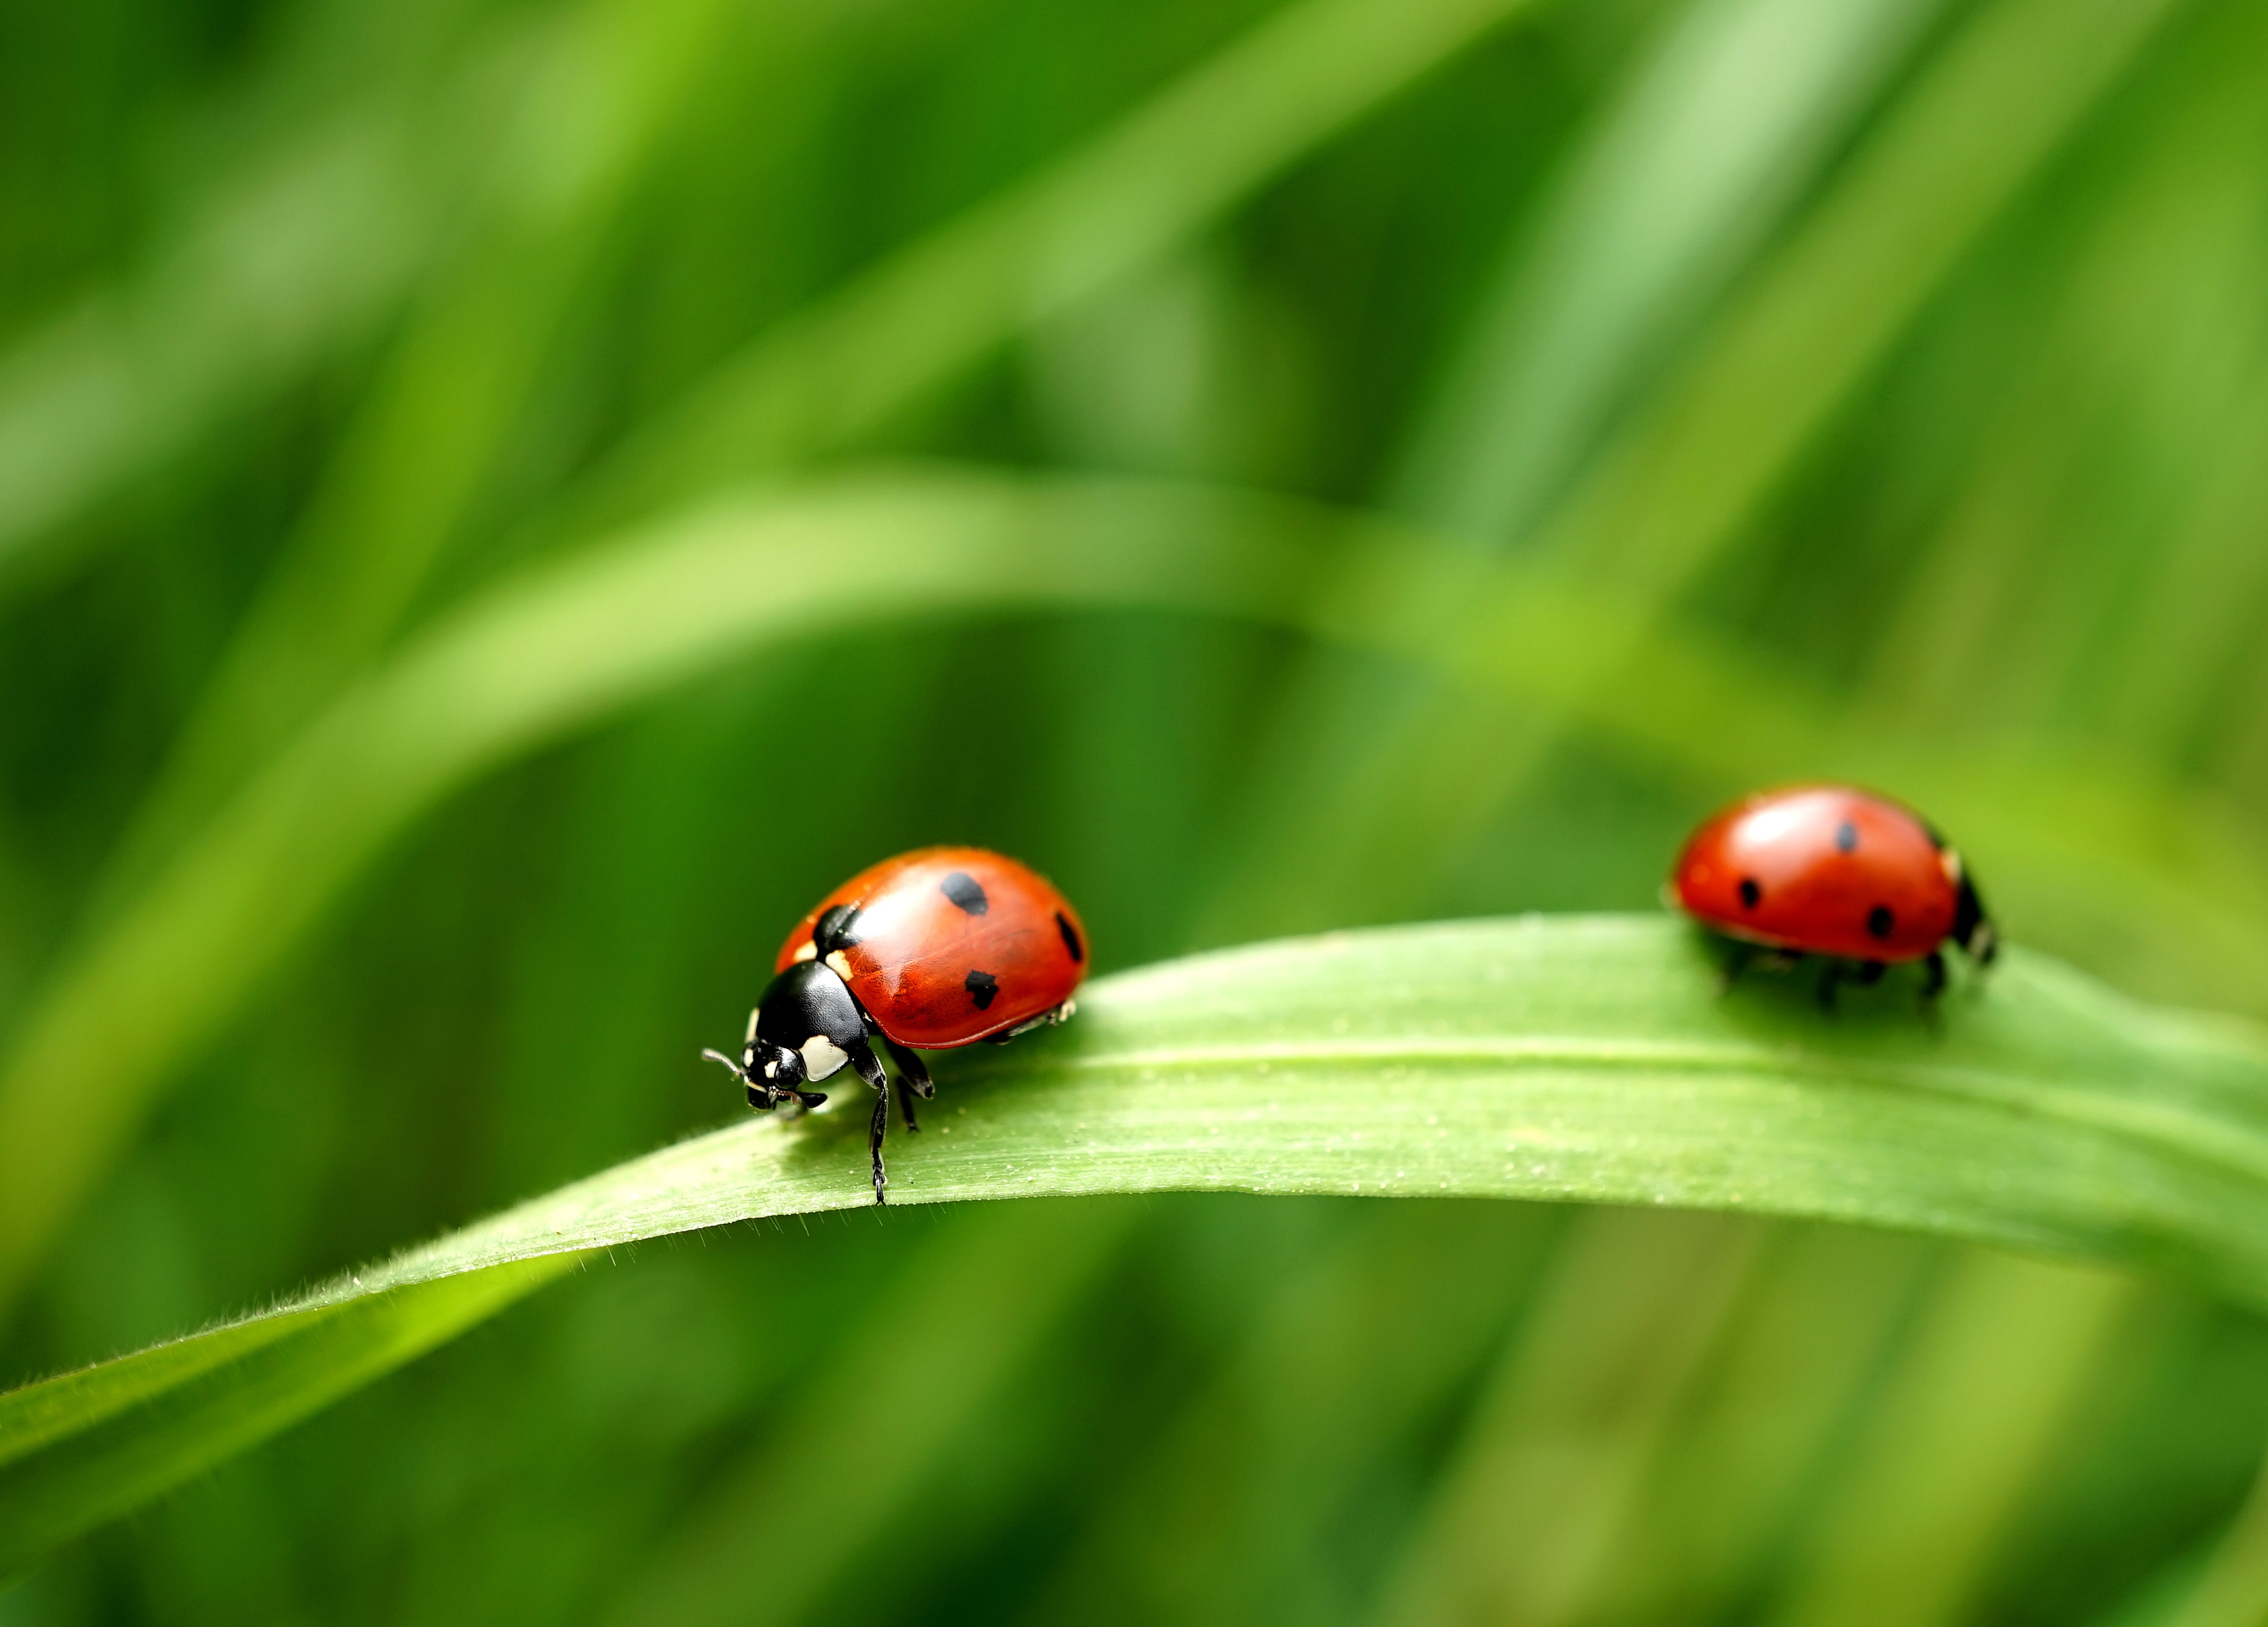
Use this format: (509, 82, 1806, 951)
(701, 969, 850, 1112)
(745, 1035, 809, 1089)
(700, 1030, 826, 1112)
(706, 959, 871, 1112)
(1951, 864, 1998, 964)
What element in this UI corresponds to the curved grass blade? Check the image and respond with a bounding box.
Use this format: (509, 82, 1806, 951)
(6, 467, 2268, 1313)
(86, 0, 1536, 915)
(12, 916, 2268, 1579)
(0, 1255, 576, 1583)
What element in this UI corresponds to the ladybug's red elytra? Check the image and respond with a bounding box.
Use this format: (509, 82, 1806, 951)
(1670, 785, 1995, 1007)
(703, 846, 1087, 1203)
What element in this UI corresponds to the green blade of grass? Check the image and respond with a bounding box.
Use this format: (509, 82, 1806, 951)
(7, 466, 2268, 1316)
(0, 1252, 576, 1582)
(11, 915, 2268, 1578)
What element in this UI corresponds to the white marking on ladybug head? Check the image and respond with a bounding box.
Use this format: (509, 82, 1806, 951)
(792, 941, 818, 964)
(762, 1059, 778, 1079)
(825, 949, 853, 977)
(1939, 847, 1965, 884)
(744, 1007, 762, 1043)
(801, 1035, 849, 1080)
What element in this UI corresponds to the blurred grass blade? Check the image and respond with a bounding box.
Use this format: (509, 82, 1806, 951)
(1024, 1204, 1557, 1623)
(1199, 0, 2182, 939)
(89, 0, 759, 910)
(8, 467, 2268, 1312)
(1371, 1209, 1761, 1627)
(572, 0, 1541, 524)
(1861, 14, 2268, 752)
(1538, 0, 2178, 596)
(0, 1254, 576, 1581)
(0, 110, 436, 592)
(0, 1, 571, 595)
(1390, 0, 1942, 538)
(1765, 1252, 2134, 1627)
(1590, 1228, 1935, 1623)
(598, 1200, 1137, 1627)
(12, 917, 2268, 1576)
(2140, 1442, 2268, 1627)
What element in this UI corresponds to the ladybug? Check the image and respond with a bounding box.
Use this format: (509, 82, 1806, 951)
(1670, 785, 1996, 1007)
(703, 846, 1088, 1203)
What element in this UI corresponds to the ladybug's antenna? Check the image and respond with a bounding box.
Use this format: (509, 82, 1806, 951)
(703, 1045, 827, 1113)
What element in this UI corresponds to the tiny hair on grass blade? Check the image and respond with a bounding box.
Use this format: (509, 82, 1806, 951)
(9, 915, 2268, 1577)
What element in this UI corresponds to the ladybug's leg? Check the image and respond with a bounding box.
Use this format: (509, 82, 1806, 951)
(1816, 960, 1846, 1013)
(884, 1038, 935, 1101)
(1716, 940, 1756, 996)
(1855, 960, 1885, 987)
(1919, 950, 1947, 1002)
(845, 1037, 892, 1204)
(881, 1040, 930, 1132)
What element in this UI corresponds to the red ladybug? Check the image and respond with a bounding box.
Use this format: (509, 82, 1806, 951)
(1670, 785, 1995, 1006)
(704, 846, 1087, 1202)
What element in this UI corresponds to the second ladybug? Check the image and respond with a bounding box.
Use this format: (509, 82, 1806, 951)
(704, 846, 1088, 1203)
(1670, 784, 1996, 1008)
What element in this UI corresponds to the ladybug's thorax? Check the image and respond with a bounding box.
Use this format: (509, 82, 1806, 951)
(751, 960, 868, 1083)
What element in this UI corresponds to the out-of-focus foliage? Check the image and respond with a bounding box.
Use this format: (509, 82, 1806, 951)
(2, 0, 2267, 1617)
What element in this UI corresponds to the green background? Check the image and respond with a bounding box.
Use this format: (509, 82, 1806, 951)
(5, 0, 2268, 1620)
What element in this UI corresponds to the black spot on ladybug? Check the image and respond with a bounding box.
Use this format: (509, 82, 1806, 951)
(941, 872, 989, 915)
(1836, 821, 1859, 853)
(1056, 911, 1084, 963)
(1867, 905, 1895, 939)
(1738, 878, 1761, 909)
(814, 904, 863, 953)
(964, 969, 999, 1009)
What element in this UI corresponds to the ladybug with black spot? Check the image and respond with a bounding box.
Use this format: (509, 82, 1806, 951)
(704, 846, 1088, 1202)
(1670, 785, 1995, 1008)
